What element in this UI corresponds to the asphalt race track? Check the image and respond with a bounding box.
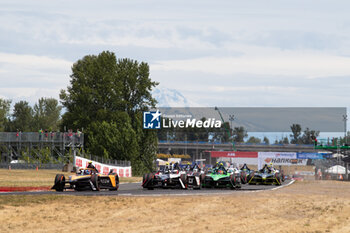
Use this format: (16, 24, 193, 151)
(0, 180, 293, 196)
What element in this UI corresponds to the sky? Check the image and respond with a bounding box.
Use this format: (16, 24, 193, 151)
(1, 0, 350, 123)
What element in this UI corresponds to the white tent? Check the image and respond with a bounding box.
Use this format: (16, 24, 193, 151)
(325, 165, 350, 175)
(332, 153, 345, 158)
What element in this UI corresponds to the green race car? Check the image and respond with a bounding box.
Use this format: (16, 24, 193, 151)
(201, 166, 241, 189)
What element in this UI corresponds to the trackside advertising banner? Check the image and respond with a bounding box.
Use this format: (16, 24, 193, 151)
(75, 156, 132, 177)
(258, 152, 308, 169)
(297, 152, 324, 160)
(210, 151, 258, 158)
(210, 151, 258, 166)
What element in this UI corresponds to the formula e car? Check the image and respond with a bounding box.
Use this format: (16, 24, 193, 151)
(52, 168, 119, 191)
(202, 166, 241, 189)
(142, 167, 188, 189)
(248, 165, 282, 186)
(184, 163, 202, 189)
(227, 167, 248, 184)
(239, 164, 254, 184)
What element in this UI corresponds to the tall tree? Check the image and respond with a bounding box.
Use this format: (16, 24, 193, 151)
(33, 98, 62, 131)
(247, 136, 261, 144)
(290, 123, 302, 144)
(60, 51, 158, 174)
(301, 128, 320, 144)
(0, 98, 11, 131)
(10, 101, 34, 131)
(232, 126, 248, 143)
(279, 137, 290, 144)
(263, 136, 270, 145)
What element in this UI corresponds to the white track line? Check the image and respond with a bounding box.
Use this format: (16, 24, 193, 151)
(121, 180, 296, 197)
(270, 179, 295, 191)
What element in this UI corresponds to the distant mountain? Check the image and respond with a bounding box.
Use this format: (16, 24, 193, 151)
(153, 87, 201, 107)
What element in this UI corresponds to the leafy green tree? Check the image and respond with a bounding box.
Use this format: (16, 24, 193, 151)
(290, 123, 302, 144)
(10, 101, 34, 131)
(301, 128, 320, 144)
(232, 126, 248, 143)
(263, 136, 270, 144)
(339, 131, 350, 145)
(60, 51, 158, 175)
(88, 118, 138, 161)
(33, 98, 62, 131)
(247, 136, 261, 144)
(220, 122, 231, 142)
(281, 137, 290, 144)
(0, 98, 11, 131)
(116, 58, 158, 115)
(133, 112, 158, 173)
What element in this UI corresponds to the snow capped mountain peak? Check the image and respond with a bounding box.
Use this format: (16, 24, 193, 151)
(152, 87, 201, 107)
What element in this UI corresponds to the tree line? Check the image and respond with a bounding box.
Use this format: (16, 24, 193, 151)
(157, 122, 322, 145)
(1, 51, 158, 175)
(0, 98, 61, 132)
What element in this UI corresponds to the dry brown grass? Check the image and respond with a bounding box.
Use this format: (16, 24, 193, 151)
(0, 169, 141, 187)
(1, 180, 350, 232)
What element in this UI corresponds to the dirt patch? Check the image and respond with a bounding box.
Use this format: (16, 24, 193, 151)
(1, 180, 350, 232)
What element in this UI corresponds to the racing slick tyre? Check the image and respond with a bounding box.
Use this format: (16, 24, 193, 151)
(235, 175, 242, 189)
(200, 173, 206, 182)
(200, 173, 206, 186)
(180, 174, 188, 189)
(91, 174, 100, 191)
(54, 174, 65, 192)
(142, 173, 147, 185)
(247, 172, 255, 185)
(229, 174, 236, 189)
(147, 173, 154, 190)
(240, 171, 247, 184)
(142, 173, 149, 188)
(275, 175, 282, 186)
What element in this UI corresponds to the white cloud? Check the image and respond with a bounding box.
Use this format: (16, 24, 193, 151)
(0, 0, 350, 116)
(151, 47, 350, 78)
(0, 53, 72, 104)
(0, 53, 71, 69)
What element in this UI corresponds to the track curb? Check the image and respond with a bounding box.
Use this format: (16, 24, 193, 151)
(0, 186, 51, 192)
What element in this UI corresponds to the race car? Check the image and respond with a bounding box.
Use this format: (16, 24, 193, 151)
(184, 163, 202, 189)
(239, 164, 255, 184)
(248, 164, 283, 186)
(142, 165, 188, 189)
(51, 168, 119, 191)
(202, 164, 241, 189)
(227, 167, 248, 184)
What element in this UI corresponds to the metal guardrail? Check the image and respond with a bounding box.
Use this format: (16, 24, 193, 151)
(0, 163, 64, 170)
(0, 132, 84, 146)
(0, 133, 131, 167)
(158, 140, 314, 147)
